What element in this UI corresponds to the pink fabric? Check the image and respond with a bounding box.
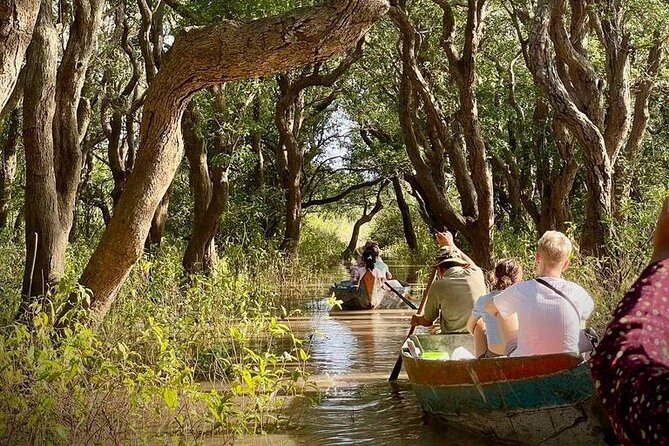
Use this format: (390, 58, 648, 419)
(589, 259, 669, 445)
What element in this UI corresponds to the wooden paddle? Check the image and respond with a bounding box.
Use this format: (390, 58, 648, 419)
(383, 281, 417, 310)
(388, 267, 438, 381)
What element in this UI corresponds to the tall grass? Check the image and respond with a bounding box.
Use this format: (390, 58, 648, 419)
(0, 240, 319, 445)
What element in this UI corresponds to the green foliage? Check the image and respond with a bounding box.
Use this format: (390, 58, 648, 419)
(298, 215, 347, 271)
(0, 245, 314, 445)
(368, 204, 433, 263)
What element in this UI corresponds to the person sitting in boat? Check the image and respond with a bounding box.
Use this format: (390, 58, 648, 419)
(411, 231, 487, 334)
(349, 247, 366, 285)
(485, 231, 594, 357)
(362, 240, 393, 280)
(467, 259, 523, 358)
(348, 244, 382, 282)
(589, 197, 669, 446)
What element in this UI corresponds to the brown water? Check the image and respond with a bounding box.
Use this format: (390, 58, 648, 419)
(247, 262, 488, 446)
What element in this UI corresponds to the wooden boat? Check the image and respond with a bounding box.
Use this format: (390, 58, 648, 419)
(330, 272, 412, 311)
(402, 334, 612, 445)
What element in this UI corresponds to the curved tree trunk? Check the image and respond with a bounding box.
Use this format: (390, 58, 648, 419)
(391, 1, 494, 269)
(341, 188, 384, 260)
(0, 0, 39, 111)
(139, 0, 170, 250)
(105, 5, 140, 207)
(183, 170, 228, 274)
(73, 0, 389, 327)
(183, 84, 255, 275)
(275, 40, 364, 256)
(517, 0, 662, 256)
(613, 38, 665, 217)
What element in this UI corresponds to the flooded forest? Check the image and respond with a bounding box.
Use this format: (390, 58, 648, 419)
(0, 0, 668, 445)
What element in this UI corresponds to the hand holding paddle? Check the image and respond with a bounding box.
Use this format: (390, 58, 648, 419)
(389, 267, 437, 381)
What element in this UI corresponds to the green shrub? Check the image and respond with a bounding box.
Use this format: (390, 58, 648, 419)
(0, 246, 314, 445)
(298, 215, 346, 271)
(368, 206, 434, 263)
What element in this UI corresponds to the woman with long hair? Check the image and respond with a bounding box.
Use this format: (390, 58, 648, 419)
(467, 259, 523, 358)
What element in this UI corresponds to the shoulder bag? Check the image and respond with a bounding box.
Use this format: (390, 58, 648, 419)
(535, 278, 599, 354)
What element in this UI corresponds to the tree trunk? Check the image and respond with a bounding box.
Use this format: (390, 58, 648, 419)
(183, 84, 254, 275)
(182, 103, 219, 275)
(18, 0, 103, 319)
(279, 171, 302, 255)
(581, 164, 613, 254)
(145, 185, 173, 249)
(21, 4, 63, 304)
(341, 189, 384, 260)
(274, 39, 364, 256)
(518, 0, 662, 256)
(252, 96, 265, 190)
(390, 2, 494, 269)
(613, 37, 665, 217)
(467, 224, 495, 271)
(0, 0, 39, 111)
(391, 176, 417, 252)
(0, 107, 19, 228)
(537, 119, 579, 233)
(72, 0, 388, 327)
(183, 169, 228, 274)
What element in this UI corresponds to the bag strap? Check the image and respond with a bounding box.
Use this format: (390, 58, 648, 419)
(535, 278, 582, 321)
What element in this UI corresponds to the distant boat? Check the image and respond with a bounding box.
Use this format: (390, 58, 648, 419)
(402, 334, 612, 445)
(330, 271, 412, 311)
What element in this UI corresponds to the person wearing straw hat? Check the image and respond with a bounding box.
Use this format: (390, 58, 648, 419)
(411, 231, 487, 334)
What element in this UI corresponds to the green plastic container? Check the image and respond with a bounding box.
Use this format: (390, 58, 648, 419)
(421, 351, 450, 361)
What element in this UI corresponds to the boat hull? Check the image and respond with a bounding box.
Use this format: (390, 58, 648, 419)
(330, 278, 412, 311)
(403, 335, 612, 445)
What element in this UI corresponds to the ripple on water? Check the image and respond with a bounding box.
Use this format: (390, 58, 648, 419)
(279, 298, 489, 446)
(289, 381, 487, 445)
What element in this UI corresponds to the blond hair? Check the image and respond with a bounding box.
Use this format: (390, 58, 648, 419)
(537, 231, 572, 266)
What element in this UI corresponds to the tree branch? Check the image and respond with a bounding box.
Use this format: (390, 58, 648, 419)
(303, 177, 385, 208)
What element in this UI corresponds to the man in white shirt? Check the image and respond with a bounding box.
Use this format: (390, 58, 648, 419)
(485, 231, 594, 357)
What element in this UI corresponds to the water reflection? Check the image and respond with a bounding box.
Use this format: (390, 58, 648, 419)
(240, 259, 488, 445)
(281, 304, 487, 444)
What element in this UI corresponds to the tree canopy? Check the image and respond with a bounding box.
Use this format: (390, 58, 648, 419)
(0, 0, 666, 325)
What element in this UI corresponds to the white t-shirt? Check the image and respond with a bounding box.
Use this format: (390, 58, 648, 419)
(493, 277, 594, 357)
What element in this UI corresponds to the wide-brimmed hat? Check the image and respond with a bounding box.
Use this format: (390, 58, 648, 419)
(433, 247, 469, 268)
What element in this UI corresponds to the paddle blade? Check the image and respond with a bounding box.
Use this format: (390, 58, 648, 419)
(389, 353, 403, 381)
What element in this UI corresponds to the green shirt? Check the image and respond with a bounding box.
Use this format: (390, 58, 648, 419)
(422, 266, 487, 334)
